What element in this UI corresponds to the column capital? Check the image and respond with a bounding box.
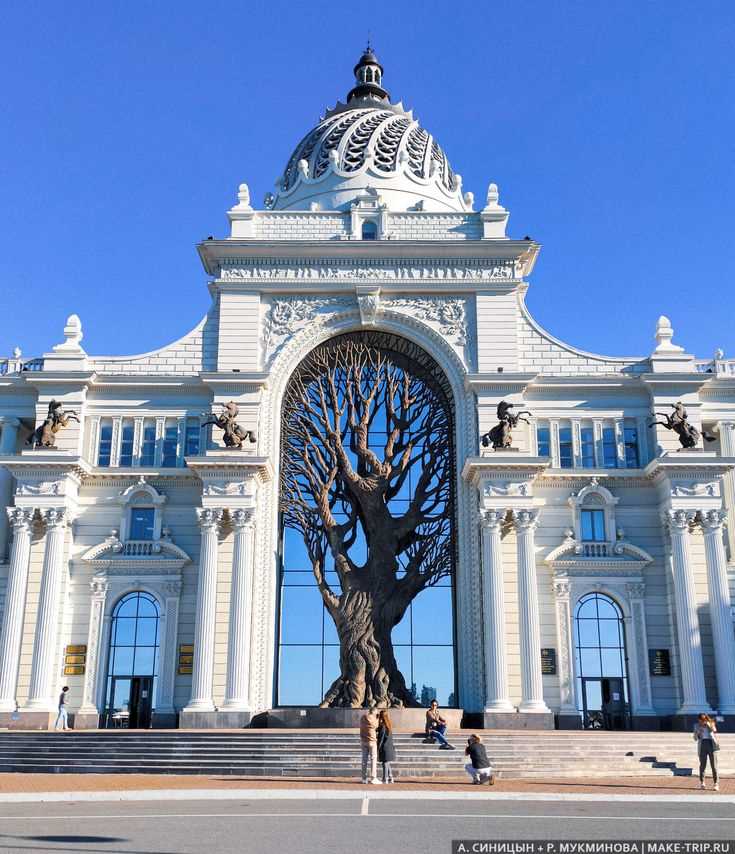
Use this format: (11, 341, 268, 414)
(0, 417, 21, 428)
(163, 579, 182, 597)
(715, 421, 735, 432)
(6, 507, 34, 532)
(663, 508, 697, 532)
(511, 508, 540, 532)
(700, 508, 727, 533)
(42, 507, 70, 530)
(479, 509, 506, 531)
(90, 576, 109, 599)
(626, 581, 646, 600)
(553, 577, 571, 600)
(196, 507, 223, 531)
(231, 508, 256, 530)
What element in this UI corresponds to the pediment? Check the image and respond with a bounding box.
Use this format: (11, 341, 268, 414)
(545, 537, 652, 572)
(81, 534, 190, 569)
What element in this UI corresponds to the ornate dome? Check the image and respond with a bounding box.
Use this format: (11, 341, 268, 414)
(267, 50, 471, 214)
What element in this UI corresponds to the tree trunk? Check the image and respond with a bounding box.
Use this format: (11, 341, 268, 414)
(320, 588, 418, 708)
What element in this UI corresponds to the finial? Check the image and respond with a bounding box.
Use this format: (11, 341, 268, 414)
(347, 44, 390, 104)
(12, 346, 21, 359)
(233, 182, 252, 210)
(654, 315, 684, 353)
(715, 347, 725, 360)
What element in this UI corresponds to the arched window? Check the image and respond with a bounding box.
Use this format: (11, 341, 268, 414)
(361, 221, 377, 240)
(574, 592, 629, 729)
(104, 591, 160, 728)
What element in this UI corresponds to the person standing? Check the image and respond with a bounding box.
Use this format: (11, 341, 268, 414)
(377, 710, 396, 784)
(359, 707, 381, 784)
(424, 699, 455, 750)
(464, 734, 495, 785)
(54, 686, 70, 731)
(693, 712, 719, 791)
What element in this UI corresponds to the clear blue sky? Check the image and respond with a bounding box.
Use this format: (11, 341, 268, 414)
(2, 1, 733, 362)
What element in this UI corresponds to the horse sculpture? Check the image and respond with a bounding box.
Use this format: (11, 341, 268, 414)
(649, 402, 716, 450)
(202, 401, 257, 449)
(480, 400, 532, 450)
(27, 400, 80, 449)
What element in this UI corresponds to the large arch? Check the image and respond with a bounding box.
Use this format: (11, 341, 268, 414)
(248, 307, 483, 713)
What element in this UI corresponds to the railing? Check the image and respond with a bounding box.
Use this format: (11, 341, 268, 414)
(582, 542, 609, 558)
(0, 356, 43, 375)
(121, 541, 162, 556)
(695, 358, 735, 376)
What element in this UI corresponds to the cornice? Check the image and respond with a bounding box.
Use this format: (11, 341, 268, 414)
(185, 452, 274, 484)
(464, 373, 537, 393)
(200, 372, 270, 391)
(0, 452, 90, 478)
(462, 454, 550, 485)
(644, 452, 735, 479)
(22, 372, 97, 389)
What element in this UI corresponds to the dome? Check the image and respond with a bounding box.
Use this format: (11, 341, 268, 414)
(267, 50, 471, 214)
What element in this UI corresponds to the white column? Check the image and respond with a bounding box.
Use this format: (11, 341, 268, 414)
(78, 577, 109, 716)
(222, 509, 256, 710)
(156, 580, 182, 715)
(716, 422, 735, 558)
(512, 509, 551, 713)
(479, 510, 514, 712)
(0, 508, 34, 712)
(0, 418, 20, 561)
(700, 510, 735, 714)
(625, 581, 655, 716)
(665, 510, 712, 714)
(25, 508, 69, 711)
(553, 577, 578, 716)
(184, 508, 222, 712)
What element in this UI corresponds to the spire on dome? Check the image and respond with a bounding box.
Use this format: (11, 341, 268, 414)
(346, 45, 390, 104)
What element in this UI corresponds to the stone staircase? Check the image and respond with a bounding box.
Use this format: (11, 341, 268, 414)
(0, 731, 732, 779)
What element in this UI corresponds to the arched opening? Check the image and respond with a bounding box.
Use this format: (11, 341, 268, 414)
(574, 592, 630, 729)
(361, 221, 378, 240)
(103, 591, 160, 728)
(277, 330, 457, 708)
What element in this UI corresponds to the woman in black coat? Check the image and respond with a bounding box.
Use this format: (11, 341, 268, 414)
(377, 710, 396, 784)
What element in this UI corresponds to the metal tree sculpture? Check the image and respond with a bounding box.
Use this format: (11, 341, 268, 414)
(280, 332, 455, 708)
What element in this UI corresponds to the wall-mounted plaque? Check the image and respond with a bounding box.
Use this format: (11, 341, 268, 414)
(178, 644, 194, 674)
(649, 648, 671, 676)
(541, 648, 557, 675)
(63, 644, 87, 675)
(63, 665, 85, 676)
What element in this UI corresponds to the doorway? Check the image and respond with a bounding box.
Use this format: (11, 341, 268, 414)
(574, 592, 630, 730)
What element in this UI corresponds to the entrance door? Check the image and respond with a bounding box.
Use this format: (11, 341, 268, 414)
(129, 676, 153, 729)
(574, 592, 630, 729)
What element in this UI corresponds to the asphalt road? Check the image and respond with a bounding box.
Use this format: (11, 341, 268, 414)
(1, 797, 734, 854)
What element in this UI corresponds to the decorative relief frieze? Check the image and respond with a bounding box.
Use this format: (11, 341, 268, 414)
(16, 480, 64, 496)
(383, 297, 467, 345)
(221, 262, 518, 282)
(263, 296, 355, 358)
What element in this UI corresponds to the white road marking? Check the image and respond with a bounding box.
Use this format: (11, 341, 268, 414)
(0, 813, 732, 821)
(361, 797, 369, 815)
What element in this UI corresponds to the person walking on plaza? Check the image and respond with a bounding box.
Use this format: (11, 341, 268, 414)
(54, 686, 70, 731)
(693, 712, 719, 791)
(464, 734, 495, 785)
(423, 699, 455, 750)
(377, 710, 396, 784)
(360, 707, 381, 784)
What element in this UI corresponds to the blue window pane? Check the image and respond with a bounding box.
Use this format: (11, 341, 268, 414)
(282, 571, 317, 586)
(537, 426, 550, 457)
(282, 527, 312, 570)
(161, 425, 178, 468)
(280, 586, 323, 644)
(624, 427, 639, 467)
(576, 618, 599, 647)
(140, 425, 156, 467)
(116, 597, 138, 618)
(598, 619, 621, 647)
(133, 646, 156, 675)
(602, 427, 618, 468)
(601, 648, 624, 677)
(279, 647, 323, 706)
(559, 427, 573, 468)
(595, 597, 619, 619)
(392, 607, 411, 645)
(185, 422, 200, 456)
(135, 618, 158, 646)
(411, 588, 454, 645)
(98, 424, 112, 467)
(361, 222, 377, 240)
(581, 427, 595, 467)
(323, 609, 339, 645)
(580, 648, 601, 678)
(119, 424, 134, 468)
(322, 645, 341, 697)
(393, 645, 413, 700)
(110, 679, 131, 712)
(114, 618, 136, 645)
(581, 509, 605, 542)
(411, 646, 455, 707)
(129, 508, 155, 540)
(583, 679, 602, 710)
(111, 646, 134, 675)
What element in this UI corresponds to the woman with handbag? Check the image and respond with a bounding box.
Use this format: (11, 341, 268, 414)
(693, 712, 719, 791)
(377, 710, 396, 784)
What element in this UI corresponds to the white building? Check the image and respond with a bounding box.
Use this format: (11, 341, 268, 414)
(1, 49, 734, 731)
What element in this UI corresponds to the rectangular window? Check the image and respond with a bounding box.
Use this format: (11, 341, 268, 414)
(602, 427, 618, 469)
(624, 427, 639, 468)
(161, 423, 178, 468)
(581, 508, 606, 542)
(140, 422, 156, 467)
(185, 418, 200, 456)
(537, 426, 550, 457)
(581, 427, 595, 467)
(559, 427, 573, 469)
(129, 507, 155, 540)
(98, 420, 113, 467)
(119, 422, 134, 468)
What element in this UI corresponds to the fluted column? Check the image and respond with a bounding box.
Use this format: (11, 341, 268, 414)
(0, 508, 34, 712)
(665, 509, 712, 714)
(222, 509, 256, 711)
(0, 418, 20, 561)
(700, 510, 735, 713)
(479, 510, 514, 712)
(25, 508, 69, 710)
(184, 508, 222, 712)
(553, 577, 578, 715)
(716, 421, 735, 557)
(78, 577, 109, 716)
(512, 509, 550, 713)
